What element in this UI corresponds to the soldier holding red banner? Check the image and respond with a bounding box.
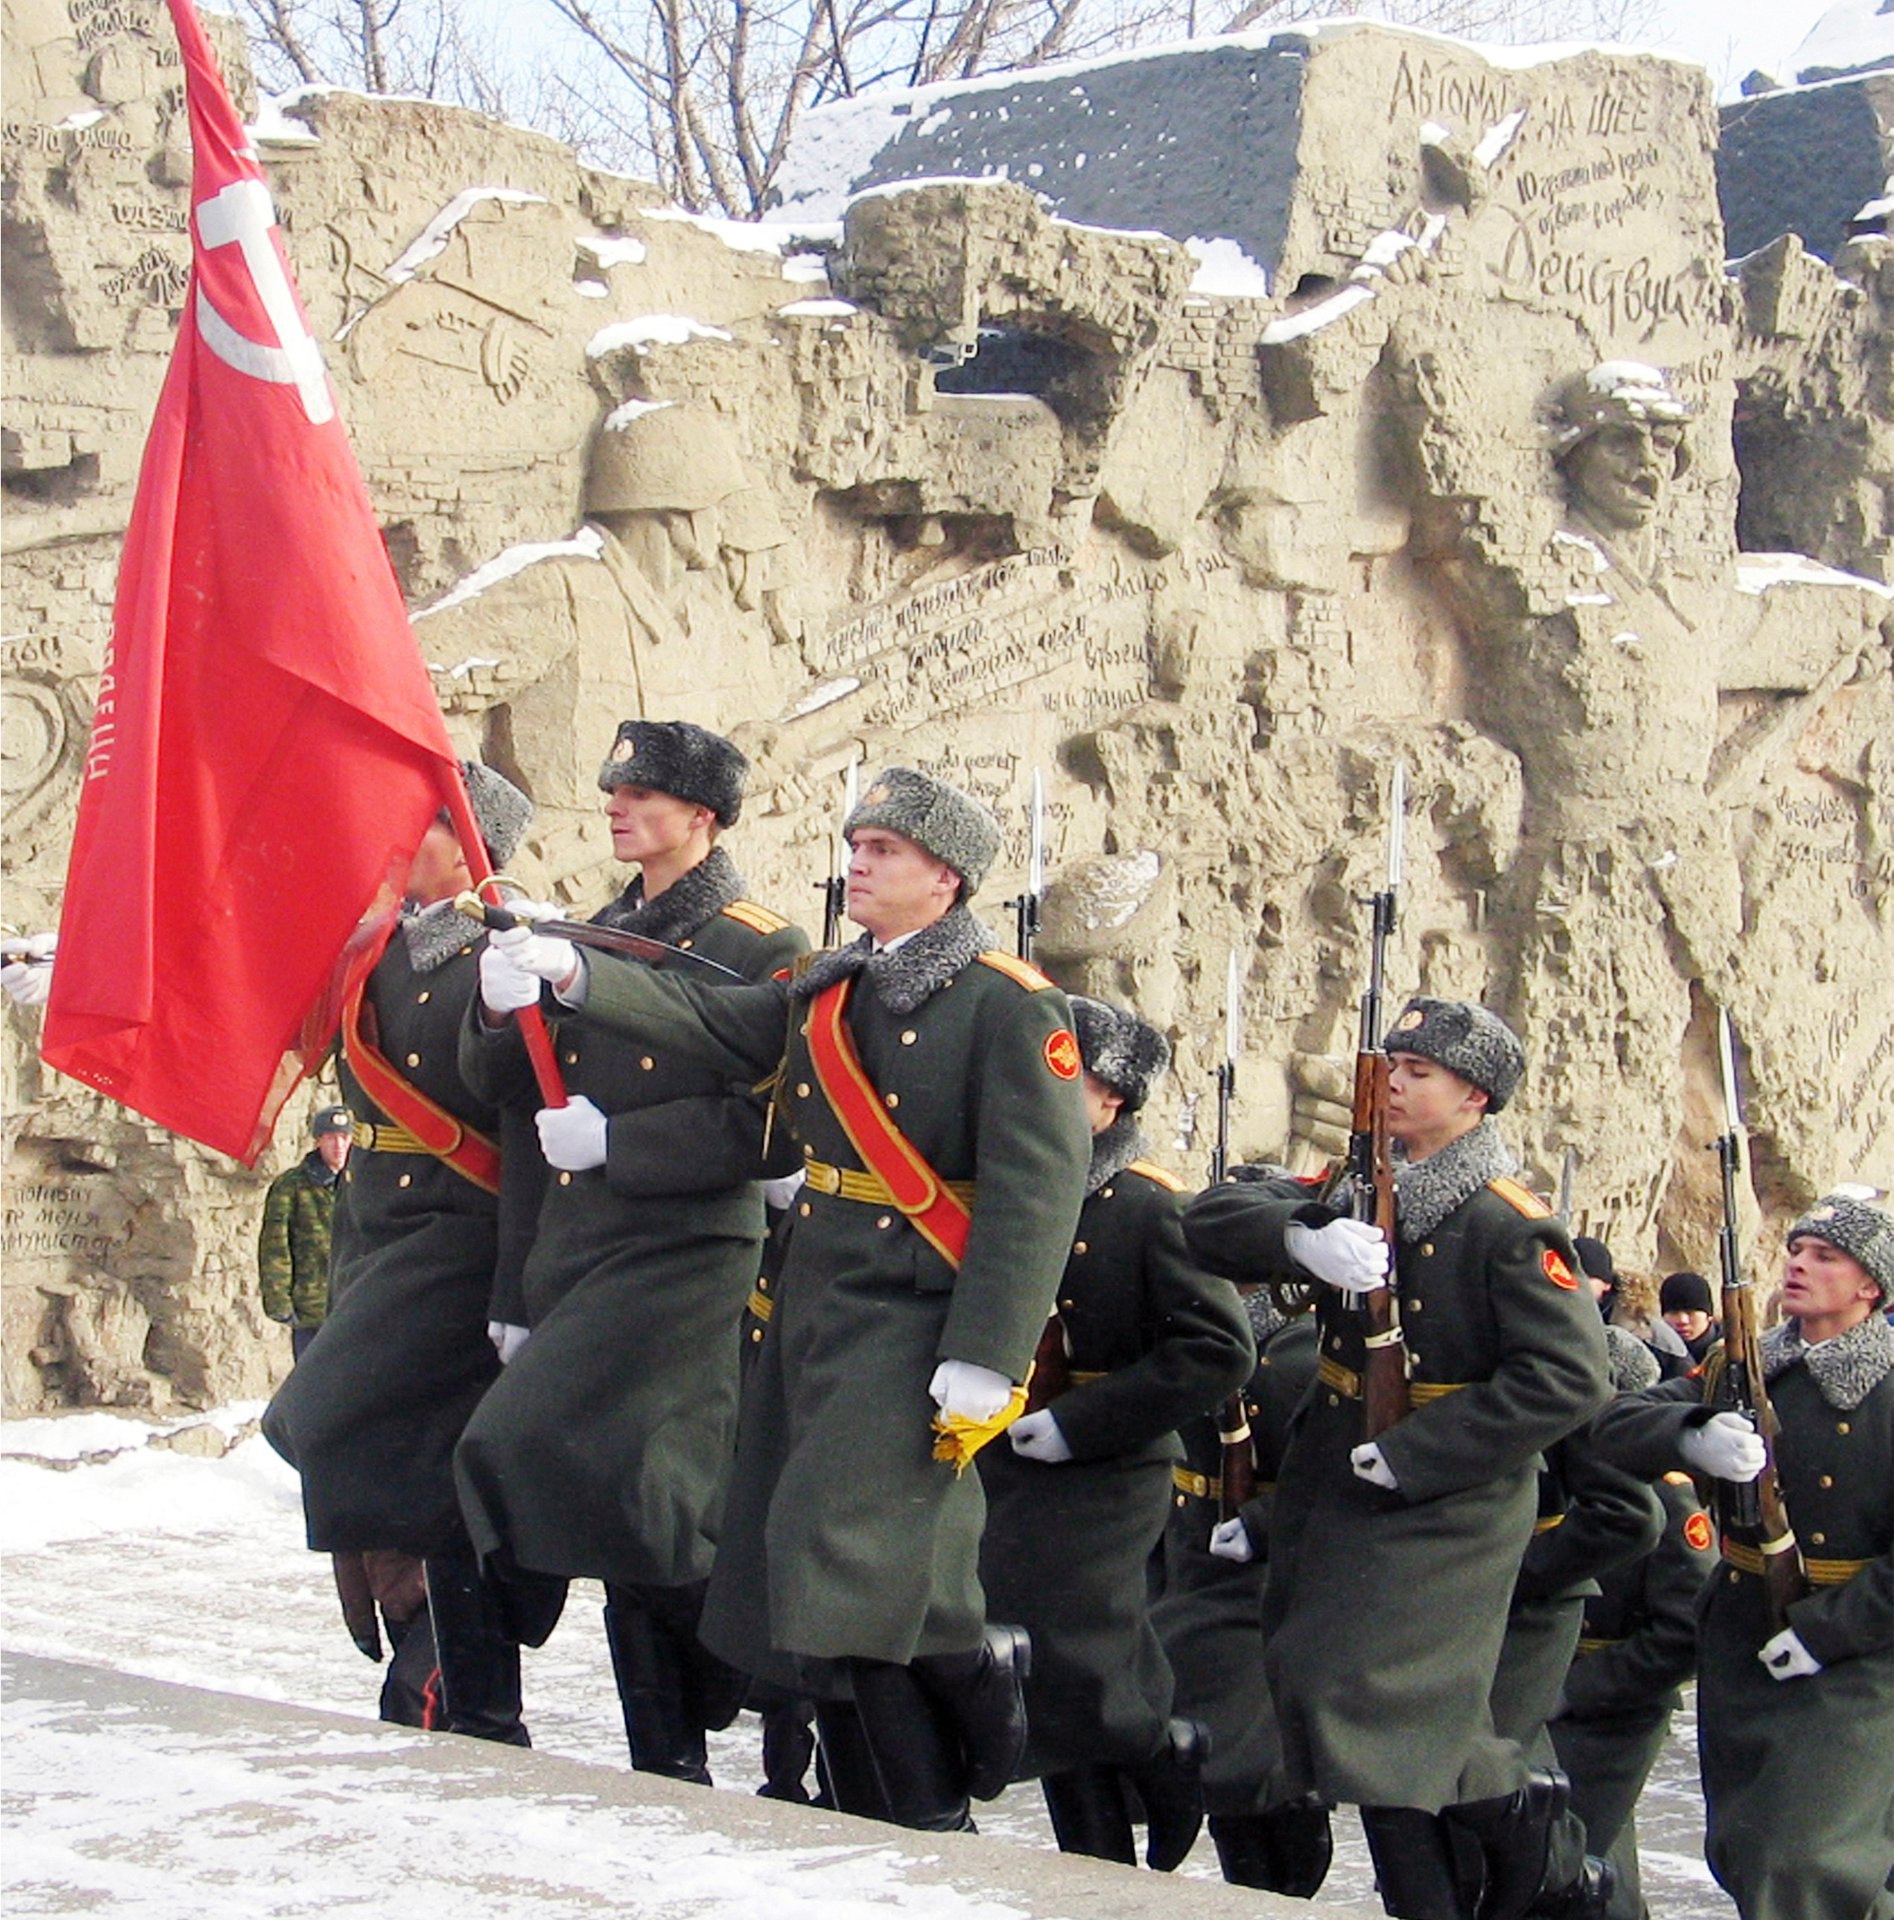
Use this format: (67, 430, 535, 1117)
(488, 765, 1091, 1832)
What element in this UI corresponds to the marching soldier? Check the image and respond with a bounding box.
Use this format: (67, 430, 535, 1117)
(264, 763, 538, 1745)
(455, 720, 806, 1785)
(1167, 1168, 1332, 1895)
(1184, 998, 1611, 1920)
(489, 765, 1091, 1831)
(977, 996, 1254, 1869)
(1548, 1331, 1718, 1920)
(1593, 1192, 1894, 1920)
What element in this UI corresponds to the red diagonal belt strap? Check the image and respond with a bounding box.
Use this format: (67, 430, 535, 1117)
(805, 978, 971, 1268)
(341, 984, 502, 1195)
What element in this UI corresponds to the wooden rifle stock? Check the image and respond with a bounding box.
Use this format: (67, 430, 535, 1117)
(1217, 1393, 1256, 1522)
(1022, 1311, 1071, 1415)
(1354, 1050, 1408, 1439)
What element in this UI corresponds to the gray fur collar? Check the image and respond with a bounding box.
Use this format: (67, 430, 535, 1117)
(1086, 1114, 1143, 1196)
(593, 846, 746, 946)
(1762, 1313, 1894, 1411)
(789, 905, 995, 1016)
(1393, 1119, 1519, 1242)
(401, 899, 476, 975)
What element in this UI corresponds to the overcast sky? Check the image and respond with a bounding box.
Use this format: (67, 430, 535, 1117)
(1636, 0, 1842, 92)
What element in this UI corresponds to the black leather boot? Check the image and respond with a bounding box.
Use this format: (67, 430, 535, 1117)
(1041, 1766, 1137, 1864)
(755, 1690, 817, 1804)
(813, 1699, 894, 1821)
(1447, 1769, 1574, 1920)
(1526, 1855, 1616, 1919)
(848, 1659, 976, 1832)
(423, 1550, 530, 1747)
(909, 1623, 1032, 1801)
(1121, 1717, 1209, 1871)
(601, 1593, 711, 1784)
(486, 1551, 569, 1649)
(1361, 1805, 1475, 1920)
(1211, 1796, 1336, 1897)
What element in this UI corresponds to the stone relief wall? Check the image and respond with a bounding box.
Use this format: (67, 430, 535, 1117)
(3, 2, 1890, 1411)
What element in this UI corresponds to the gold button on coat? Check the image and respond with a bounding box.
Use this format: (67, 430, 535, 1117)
(796, 1083, 811, 1098)
(1073, 1242, 1088, 1255)
(901, 1031, 918, 1045)
(798, 1202, 812, 1217)
(397, 1173, 412, 1188)
(416, 991, 430, 1004)
(885, 1092, 899, 1108)
(876, 1215, 893, 1229)
(405, 1052, 421, 1067)
(641, 1056, 655, 1071)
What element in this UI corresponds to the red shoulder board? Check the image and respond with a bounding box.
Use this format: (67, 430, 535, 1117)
(1683, 1510, 1715, 1554)
(1542, 1247, 1579, 1291)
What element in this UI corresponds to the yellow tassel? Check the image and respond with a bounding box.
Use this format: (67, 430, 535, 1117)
(930, 1383, 1030, 1476)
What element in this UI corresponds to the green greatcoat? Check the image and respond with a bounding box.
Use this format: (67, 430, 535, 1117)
(1593, 1316, 1894, 1920)
(1182, 1120, 1610, 1813)
(1153, 1292, 1320, 1818)
(977, 1122, 1254, 1776)
(453, 860, 807, 1590)
(263, 925, 519, 1556)
(579, 906, 1091, 1676)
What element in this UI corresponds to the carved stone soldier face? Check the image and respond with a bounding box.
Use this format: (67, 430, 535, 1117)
(1561, 418, 1687, 532)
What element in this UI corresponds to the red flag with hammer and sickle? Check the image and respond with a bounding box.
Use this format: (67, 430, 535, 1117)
(40, 0, 465, 1162)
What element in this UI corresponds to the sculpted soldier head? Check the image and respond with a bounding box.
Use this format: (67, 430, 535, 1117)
(1552, 361, 1691, 534)
(842, 766, 1000, 941)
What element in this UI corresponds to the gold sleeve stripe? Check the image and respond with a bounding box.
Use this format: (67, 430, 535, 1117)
(976, 949, 1055, 991)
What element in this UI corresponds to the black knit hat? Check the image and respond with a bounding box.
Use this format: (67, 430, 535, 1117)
(1069, 997, 1170, 1111)
(1572, 1235, 1616, 1285)
(1383, 997, 1526, 1112)
(1659, 1270, 1715, 1317)
(598, 720, 748, 828)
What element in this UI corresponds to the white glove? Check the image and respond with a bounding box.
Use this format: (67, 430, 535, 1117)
(479, 940, 542, 1015)
(1, 932, 57, 1007)
(929, 1359, 1014, 1422)
(762, 1168, 807, 1211)
(1008, 1409, 1073, 1463)
(1209, 1516, 1255, 1563)
(487, 1321, 530, 1365)
(490, 921, 580, 988)
(1351, 1442, 1400, 1490)
(1285, 1216, 1390, 1294)
(536, 1095, 608, 1171)
(1758, 1627, 1821, 1682)
(1679, 1411, 1767, 1484)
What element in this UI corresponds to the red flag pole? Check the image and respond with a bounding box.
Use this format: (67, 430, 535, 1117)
(439, 773, 567, 1110)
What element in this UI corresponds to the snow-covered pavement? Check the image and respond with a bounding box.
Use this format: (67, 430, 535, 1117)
(0, 1410, 1732, 1915)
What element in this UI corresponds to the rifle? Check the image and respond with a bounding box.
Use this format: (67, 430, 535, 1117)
(1711, 1010, 1808, 1630)
(818, 762, 859, 948)
(1211, 947, 1254, 1517)
(1350, 762, 1407, 1442)
(1009, 769, 1045, 962)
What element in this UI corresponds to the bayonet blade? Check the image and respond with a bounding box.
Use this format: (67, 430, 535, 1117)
(1028, 768, 1046, 899)
(1387, 761, 1407, 894)
(1224, 948, 1242, 1066)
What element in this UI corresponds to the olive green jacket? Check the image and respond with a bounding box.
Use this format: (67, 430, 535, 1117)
(257, 1153, 338, 1328)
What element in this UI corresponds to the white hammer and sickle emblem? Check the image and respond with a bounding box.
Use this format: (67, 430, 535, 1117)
(194, 178, 334, 425)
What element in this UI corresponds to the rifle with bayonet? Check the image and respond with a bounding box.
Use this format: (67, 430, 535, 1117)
(1347, 762, 1407, 1442)
(818, 763, 860, 948)
(1009, 769, 1045, 963)
(1711, 1010, 1808, 1630)
(1210, 947, 1256, 1519)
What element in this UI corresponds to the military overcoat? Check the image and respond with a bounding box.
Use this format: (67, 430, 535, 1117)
(1594, 1316, 1894, 1920)
(453, 854, 807, 1591)
(977, 1123, 1253, 1775)
(263, 926, 514, 1556)
(1182, 1121, 1609, 1811)
(579, 906, 1091, 1674)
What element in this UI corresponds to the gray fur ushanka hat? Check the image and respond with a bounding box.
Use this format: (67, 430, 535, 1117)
(597, 719, 748, 828)
(844, 766, 1001, 896)
(1070, 997, 1170, 1111)
(1382, 996, 1526, 1112)
(459, 761, 532, 867)
(1787, 1192, 1894, 1307)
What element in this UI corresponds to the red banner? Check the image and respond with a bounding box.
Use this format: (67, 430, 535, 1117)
(39, 0, 461, 1163)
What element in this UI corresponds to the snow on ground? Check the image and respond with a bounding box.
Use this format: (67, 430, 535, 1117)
(0, 1418, 1733, 1916)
